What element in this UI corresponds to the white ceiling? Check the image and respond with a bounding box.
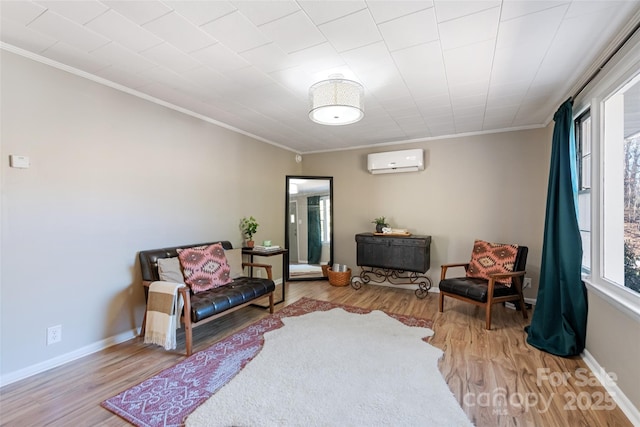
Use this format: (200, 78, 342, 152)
(1, 1, 639, 153)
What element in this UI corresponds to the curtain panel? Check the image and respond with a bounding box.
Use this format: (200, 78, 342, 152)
(525, 99, 589, 357)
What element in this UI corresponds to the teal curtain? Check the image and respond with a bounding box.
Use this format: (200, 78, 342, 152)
(525, 99, 588, 357)
(307, 196, 322, 264)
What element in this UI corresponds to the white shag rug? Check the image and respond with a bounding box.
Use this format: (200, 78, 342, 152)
(186, 308, 473, 427)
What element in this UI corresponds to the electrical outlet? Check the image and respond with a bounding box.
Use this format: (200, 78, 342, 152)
(47, 325, 62, 345)
(523, 277, 532, 289)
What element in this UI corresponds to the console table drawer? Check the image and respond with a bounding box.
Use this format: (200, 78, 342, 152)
(355, 233, 431, 273)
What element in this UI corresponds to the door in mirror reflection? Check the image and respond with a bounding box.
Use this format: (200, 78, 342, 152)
(285, 176, 333, 281)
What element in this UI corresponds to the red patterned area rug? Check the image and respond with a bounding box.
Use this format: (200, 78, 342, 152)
(101, 297, 433, 427)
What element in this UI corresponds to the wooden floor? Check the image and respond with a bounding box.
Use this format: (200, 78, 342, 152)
(0, 281, 633, 426)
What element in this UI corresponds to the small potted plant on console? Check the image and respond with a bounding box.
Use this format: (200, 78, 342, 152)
(372, 216, 388, 233)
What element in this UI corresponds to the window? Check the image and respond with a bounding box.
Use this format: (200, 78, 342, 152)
(602, 73, 640, 295)
(624, 126, 640, 293)
(575, 36, 640, 319)
(320, 196, 331, 243)
(575, 111, 591, 273)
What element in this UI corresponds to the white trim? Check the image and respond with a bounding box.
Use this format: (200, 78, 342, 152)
(582, 349, 640, 426)
(0, 329, 138, 388)
(568, 10, 640, 111)
(0, 43, 297, 154)
(0, 279, 284, 388)
(584, 279, 640, 322)
(0, 42, 547, 156)
(303, 124, 545, 154)
(574, 27, 640, 113)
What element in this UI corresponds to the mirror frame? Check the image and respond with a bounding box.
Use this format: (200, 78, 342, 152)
(285, 175, 333, 281)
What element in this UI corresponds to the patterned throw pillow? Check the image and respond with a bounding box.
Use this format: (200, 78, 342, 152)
(177, 243, 232, 293)
(466, 239, 519, 285)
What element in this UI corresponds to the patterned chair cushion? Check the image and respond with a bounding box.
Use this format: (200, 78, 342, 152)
(466, 239, 519, 285)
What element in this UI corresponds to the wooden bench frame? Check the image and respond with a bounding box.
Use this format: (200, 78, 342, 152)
(141, 261, 274, 356)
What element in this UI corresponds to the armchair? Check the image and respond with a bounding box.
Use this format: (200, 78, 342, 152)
(439, 241, 528, 329)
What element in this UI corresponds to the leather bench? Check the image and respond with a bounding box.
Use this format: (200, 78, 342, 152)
(139, 241, 275, 355)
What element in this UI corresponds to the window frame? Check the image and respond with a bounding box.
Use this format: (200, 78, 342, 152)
(575, 110, 592, 274)
(572, 31, 640, 322)
(319, 195, 331, 244)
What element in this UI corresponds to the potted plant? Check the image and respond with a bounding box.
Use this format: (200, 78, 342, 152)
(372, 216, 388, 233)
(240, 216, 259, 248)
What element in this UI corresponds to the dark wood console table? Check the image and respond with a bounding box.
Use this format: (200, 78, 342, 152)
(351, 233, 432, 298)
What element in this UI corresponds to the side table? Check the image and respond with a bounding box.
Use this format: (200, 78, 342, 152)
(242, 248, 288, 305)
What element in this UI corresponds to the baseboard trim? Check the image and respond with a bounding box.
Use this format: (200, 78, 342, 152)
(0, 329, 137, 388)
(1, 278, 285, 388)
(582, 349, 640, 426)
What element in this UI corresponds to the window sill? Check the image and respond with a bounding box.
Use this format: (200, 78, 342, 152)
(583, 277, 640, 322)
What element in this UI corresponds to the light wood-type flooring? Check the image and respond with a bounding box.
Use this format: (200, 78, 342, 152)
(0, 281, 633, 426)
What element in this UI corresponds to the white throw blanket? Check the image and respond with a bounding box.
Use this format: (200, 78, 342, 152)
(144, 281, 185, 350)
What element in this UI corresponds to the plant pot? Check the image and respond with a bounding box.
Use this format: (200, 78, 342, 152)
(375, 224, 386, 233)
(246, 240, 255, 248)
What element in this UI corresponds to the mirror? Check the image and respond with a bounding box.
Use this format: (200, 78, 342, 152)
(285, 175, 333, 281)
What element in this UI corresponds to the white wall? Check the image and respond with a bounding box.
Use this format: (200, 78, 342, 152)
(302, 128, 552, 299)
(585, 290, 640, 411)
(0, 51, 297, 382)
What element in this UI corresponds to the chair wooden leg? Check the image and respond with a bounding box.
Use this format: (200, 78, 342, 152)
(485, 279, 496, 330)
(269, 292, 274, 314)
(439, 292, 444, 312)
(184, 317, 193, 356)
(518, 294, 528, 319)
(180, 288, 193, 356)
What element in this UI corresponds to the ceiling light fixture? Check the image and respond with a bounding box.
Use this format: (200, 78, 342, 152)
(309, 74, 364, 126)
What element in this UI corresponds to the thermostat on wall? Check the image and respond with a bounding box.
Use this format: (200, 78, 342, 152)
(9, 155, 30, 168)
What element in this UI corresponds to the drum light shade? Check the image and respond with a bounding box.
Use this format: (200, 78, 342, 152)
(309, 75, 364, 125)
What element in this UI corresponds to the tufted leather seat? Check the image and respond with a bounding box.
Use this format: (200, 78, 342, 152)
(189, 277, 275, 322)
(439, 276, 519, 302)
(139, 241, 275, 355)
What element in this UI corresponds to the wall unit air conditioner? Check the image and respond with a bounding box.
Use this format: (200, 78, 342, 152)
(367, 149, 424, 174)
